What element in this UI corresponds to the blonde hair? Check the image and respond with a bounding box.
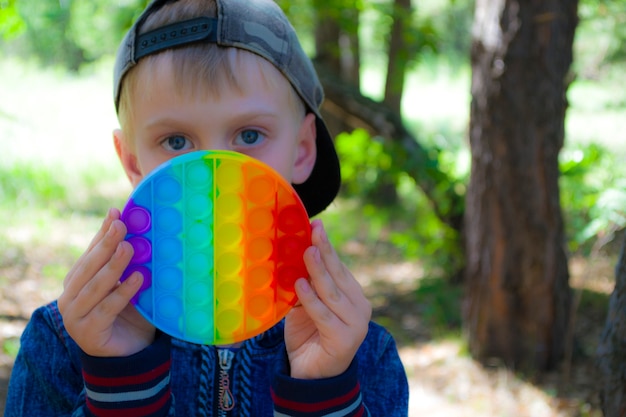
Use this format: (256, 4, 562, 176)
(117, 0, 305, 139)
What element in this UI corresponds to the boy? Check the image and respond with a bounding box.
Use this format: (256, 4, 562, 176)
(5, 0, 409, 415)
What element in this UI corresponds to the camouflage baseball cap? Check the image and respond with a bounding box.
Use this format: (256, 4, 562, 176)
(113, 0, 340, 217)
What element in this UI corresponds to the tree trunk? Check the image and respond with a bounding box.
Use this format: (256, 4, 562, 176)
(313, 2, 342, 76)
(597, 238, 626, 416)
(313, 0, 360, 89)
(464, 0, 577, 370)
(384, 0, 412, 115)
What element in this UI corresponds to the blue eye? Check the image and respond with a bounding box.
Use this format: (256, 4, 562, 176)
(162, 135, 192, 151)
(238, 130, 262, 145)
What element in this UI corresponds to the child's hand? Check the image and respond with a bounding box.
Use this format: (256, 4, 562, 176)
(285, 219, 372, 379)
(58, 208, 155, 357)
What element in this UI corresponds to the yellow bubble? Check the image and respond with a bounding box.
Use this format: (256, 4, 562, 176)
(217, 280, 243, 305)
(215, 223, 243, 248)
(217, 309, 243, 334)
(216, 193, 243, 220)
(216, 161, 243, 191)
(216, 252, 243, 276)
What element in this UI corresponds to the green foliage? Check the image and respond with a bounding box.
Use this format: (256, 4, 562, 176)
(415, 277, 462, 333)
(435, 0, 474, 62)
(5, 0, 147, 70)
(335, 128, 464, 277)
(578, 0, 626, 65)
(559, 142, 626, 253)
(16, 0, 86, 70)
(0, 162, 68, 208)
(2, 338, 20, 358)
(41, 263, 70, 283)
(335, 129, 398, 199)
(0, 161, 125, 215)
(0, 0, 25, 40)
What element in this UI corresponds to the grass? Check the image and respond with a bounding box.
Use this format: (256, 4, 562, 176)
(0, 56, 122, 177)
(0, 55, 129, 256)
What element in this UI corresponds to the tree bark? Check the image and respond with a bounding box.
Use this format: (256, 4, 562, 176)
(464, 0, 577, 370)
(313, 0, 360, 89)
(384, 0, 412, 115)
(597, 238, 626, 416)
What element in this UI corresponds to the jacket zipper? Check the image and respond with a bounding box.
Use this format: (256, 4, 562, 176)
(215, 347, 236, 416)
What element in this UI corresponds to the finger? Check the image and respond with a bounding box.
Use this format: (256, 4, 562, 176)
(309, 220, 368, 305)
(64, 219, 128, 297)
(71, 239, 135, 319)
(294, 277, 344, 333)
(92, 270, 144, 324)
(304, 246, 343, 304)
(86, 208, 121, 252)
(310, 220, 351, 287)
(63, 209, 121, 288)
(302, 246, 366, 327)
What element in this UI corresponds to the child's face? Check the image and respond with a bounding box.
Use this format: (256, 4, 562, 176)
(114, 53, 317, 190)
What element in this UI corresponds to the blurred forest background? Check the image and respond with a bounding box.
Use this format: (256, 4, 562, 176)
(1, 0, 626, 415)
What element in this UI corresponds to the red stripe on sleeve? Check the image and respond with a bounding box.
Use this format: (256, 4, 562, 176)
(271, 383, 361, 412)
(83, 360, 171, 387)
(86, 388, 171, 417)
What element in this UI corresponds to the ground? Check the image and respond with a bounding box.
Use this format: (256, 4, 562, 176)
(0, 226, 615, 416)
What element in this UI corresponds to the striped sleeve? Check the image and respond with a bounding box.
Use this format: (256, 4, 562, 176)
(271, 355, 369, 417)
(79, 333, 172, 417)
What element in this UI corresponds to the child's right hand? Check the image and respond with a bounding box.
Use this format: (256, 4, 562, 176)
(58, 208, 155, 357)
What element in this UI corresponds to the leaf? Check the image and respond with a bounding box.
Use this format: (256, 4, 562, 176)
(0, 0, 26, 40)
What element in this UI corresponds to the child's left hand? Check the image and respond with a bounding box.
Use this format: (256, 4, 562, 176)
(285, 219, 372, 380)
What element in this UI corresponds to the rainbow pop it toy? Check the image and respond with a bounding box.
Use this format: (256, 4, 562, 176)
(119, 150, 311, 345)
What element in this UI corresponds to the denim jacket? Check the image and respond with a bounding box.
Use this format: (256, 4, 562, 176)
(5, 301, 408, 416)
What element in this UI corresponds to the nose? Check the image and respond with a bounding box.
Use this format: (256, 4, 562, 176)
(197, 136, 230, 152)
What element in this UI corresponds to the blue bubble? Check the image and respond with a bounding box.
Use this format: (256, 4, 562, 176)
(155, 207, 183, 235)
(156, 267, 183, 291)
(155, 176, 182, 204)
(157, 295, 182, 319)
(155, 238, 182, 263)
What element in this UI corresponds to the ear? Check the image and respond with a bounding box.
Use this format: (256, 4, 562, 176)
(113, 129, 143, 188)
(291, 113, 317, 185)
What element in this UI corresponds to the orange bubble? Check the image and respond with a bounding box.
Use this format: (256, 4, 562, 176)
(247, 265, 274, 290)
(247, 207, 274, 234)
(247, 176, 275, 204)
(248, 237, 273, 261)
(248, 294, 273, 319)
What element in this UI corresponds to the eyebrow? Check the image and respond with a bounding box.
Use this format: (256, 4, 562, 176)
(143, 108, 282, 131)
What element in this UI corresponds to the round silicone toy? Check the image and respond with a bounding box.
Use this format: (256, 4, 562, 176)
(119, 150, 311, 345)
